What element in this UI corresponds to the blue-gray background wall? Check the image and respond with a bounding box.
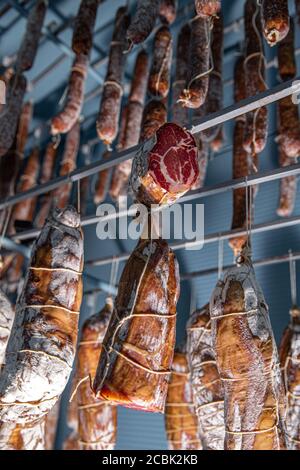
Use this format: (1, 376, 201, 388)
(1, 0, 300, 450)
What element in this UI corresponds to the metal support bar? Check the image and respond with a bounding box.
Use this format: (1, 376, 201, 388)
(85, 215, 300, 267)
(6, 162, 300, 242)
(181, 251, 300, 281)
(1, 77, 299, 212)
(0, 236, 31, 258)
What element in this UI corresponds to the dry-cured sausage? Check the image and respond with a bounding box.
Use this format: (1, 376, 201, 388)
(93, 236, 180, 413)
(127, 0, 160, 46)
(195, 0, 221, 17)
(277, 18, 296, 81)
(96, 7, 129, 145)
(159, 0, 177, 25)
(148, 26, 172, 99)
(210, 251, 287, 450)
(72, 0, 100, 56)
(0, 206, 84, 424)
(172, 23, 191, 127)
(261, 0, 290, 46)
(186, 304, 224, 450)
(51, 54, 88, 136)
(165, 350, 202, 450)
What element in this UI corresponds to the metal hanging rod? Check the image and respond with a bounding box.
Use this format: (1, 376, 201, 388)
(181, 251, 300, 281)
(85, 214, 300, 268)
(0, 76, 299, 213)
(5, 160, 300, 244)
(84, 251, 300, 290)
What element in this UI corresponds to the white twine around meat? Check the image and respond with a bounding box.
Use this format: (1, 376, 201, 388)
(289, 250, 297, 308)
(25, 304, 80, 315)
(225, 423, 278, 436)
(103, 80, 124, 95)
(196, 400, 224, 413)
(69, 375, 90, 403)
(29, 266, 82, 275)
(110, 346, 171, 376)
(212, 308, 259, 320)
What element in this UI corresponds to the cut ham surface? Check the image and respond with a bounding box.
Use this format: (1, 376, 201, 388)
(131, 122, 199, 206)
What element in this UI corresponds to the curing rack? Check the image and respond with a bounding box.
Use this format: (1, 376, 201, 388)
(0, 1, 299, 289)
(1, 0, 300, 451)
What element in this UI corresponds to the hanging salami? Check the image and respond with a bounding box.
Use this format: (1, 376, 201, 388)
(179, 16, 210, 109)
(0, 206, 84, 424)
(16, 0, 48, 72)
(96, 7, 129, 145)
(210, 250, 287, 450)
(51, 54, 88, 136)
(11, 146, 40, 228)
(261, 0, 290, 46)
(195, 0, 221, 17)
(243, 0, 268, 156)
(277, 18, 296, 81)
(93, 236, 180, 412)
(16, 101, 33, 156)
(0, 290, 15, 368)
(0, 73, 27, 158)
(159, 0, 177, 25)
(202, 14, 224, 151)
(279, 307, 300, 449)
(44, 401, 60, 450)
(0, 142, 21, 235)
(186, 304, 224, 450)
(148, 26, 173, 99)
(72, 0, 100, 56)
(165, 349, 202, 450)
(140, 99, 167, 142)
(0, 420, 45, 450)
(108, 105, 128, 201)
(110, 51, 149, 200)
(54, 121, 80, 210)
(172, 23, 191, 127)
(131, 123, 199, 207)
(77, 299, 117, 450)
(127, 0, 160, 46)
(35, 141, 59, 228)
(277, 146, 297, 217)
(277, 96, 300, 159)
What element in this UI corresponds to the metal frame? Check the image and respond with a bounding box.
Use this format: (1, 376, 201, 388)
(85, 215, 300, 267)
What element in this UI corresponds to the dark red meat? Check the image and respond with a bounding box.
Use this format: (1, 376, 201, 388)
(131, 123, 199, 206)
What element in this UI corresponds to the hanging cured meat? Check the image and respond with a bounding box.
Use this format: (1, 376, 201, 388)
(179, 16, 210, 109)
(93, 236, 180, 413)
(77, 299, 117, 450)
(16, 101, 33, 156)
(202, 14, 224, 151)
(109, 51, 149, 200)
(243, 0, 268, 156)
(210, 250, 287, 450)
(44, 401, 60, 450)
(96, 7, 129, 145)
(140, 99, 168, 142)
(148, 26, 173, 99)
(261, 0, 290, 46)
(0, 73, 27, 158)
(51, 54, 88, 136)
(72, 0, 100, 56)
(127, 0, 160, 46)
(131, 123, 199, 207)
(16, 0, 48, 72)
(0, 206, 84, 424)
(165, 349, 202, 450)
(277, 145, 297, 217)
(277, 19, 296, 81)
(229, 56, 257, 257)
(0, 142, 21, 235)
(186, 304, 224, 450)
(195, 0, 221, 17)
(279, 307, 300, 449)
(159, 0, 177, 25)
(12, 147, 40, 228)
(191, 137, 209, 190)
(54, 121, 80, 210)
(172, 23, 191, 127)
(35, 141, 59, 228)
(0, 420, 45, 450)
(0, 290, 15, 368)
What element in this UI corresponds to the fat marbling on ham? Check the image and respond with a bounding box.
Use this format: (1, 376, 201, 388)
(130, 122, 199, 206)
